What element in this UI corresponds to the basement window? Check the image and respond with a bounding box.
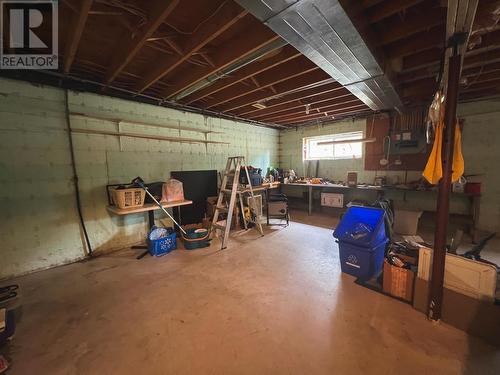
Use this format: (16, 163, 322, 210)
(303, 131, 363, 160)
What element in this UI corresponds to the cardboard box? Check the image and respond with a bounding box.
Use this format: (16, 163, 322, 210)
(383, 260, 415, 302)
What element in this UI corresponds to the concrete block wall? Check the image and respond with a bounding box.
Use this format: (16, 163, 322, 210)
(279, 105, 500, 233)
(0, 78, 279, 279)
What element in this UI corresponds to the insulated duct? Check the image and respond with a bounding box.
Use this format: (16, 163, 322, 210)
(235, 0, 402, 111)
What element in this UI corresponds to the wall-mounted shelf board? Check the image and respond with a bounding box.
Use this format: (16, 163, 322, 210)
(71, 128, 230, 145)
(70, 113, 223, 134)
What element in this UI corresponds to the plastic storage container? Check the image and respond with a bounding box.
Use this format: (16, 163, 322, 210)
(333, 206, 388, 280)
(148, 226, 176, 256)
(333, 206, 387, 248)
(337, 240, 387, 280)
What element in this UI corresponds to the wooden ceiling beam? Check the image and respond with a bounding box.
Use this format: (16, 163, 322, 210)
(462, 70, 500, 87)
(159, 26, 279, 99)
(259, 98, 363, 123)
(398, 58, 500, 85)
(402, 48, 442, 71)
(135, 1, 248, 93)
(182, 46, 301, 105)
(398, 47, 500, 84)
(250, 92, 355, 121)
(467, 29, 500, 54)
(202, 57, 318, 109)
(460, 88, 500, 101)
(215, 69, 330, 113)
(378, 7, 445, 46)
(104, 0, 180, 85)
(386, 25, 445, 59)
(367, 0, 424, 24)
(234, 82, 343, 117)
(401, 77, 437, 99)
(463, 47, 500, 67)
(361, 0, 385, 9)
(460, 79, 500, 93)
(273, 105, 370, 125)
(63, 0, 93, 73)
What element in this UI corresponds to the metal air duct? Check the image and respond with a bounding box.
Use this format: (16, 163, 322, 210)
(236, 0, 402, 110)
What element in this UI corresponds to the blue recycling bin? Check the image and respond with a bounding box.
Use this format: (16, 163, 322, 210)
(333, 206, 388, 280)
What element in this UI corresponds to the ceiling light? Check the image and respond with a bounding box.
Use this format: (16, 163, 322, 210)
(252, 103, 267, 109)
(305, 103, 310, 114)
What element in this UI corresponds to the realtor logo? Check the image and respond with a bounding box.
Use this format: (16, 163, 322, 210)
(1, 0, 58, 69)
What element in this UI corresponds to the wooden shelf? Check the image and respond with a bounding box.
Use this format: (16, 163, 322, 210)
(107, 200, 192, 215)
(70, 113, 224, 134)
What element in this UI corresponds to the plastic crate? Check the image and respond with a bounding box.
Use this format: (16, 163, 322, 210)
(337, 240, 387, 280)
(112, 188, 145, 209)
(148, 227, 176, 256)
(333, 206, 387, 248)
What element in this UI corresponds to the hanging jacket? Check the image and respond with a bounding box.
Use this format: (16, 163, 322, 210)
(423, 120, 464, 184)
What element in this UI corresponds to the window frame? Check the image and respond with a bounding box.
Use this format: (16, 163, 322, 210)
(302, 131, 364, 161)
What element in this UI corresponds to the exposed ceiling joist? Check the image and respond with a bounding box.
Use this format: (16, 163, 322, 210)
(367, 0, 424, 24)
(135, 2, 248, 93)
(104, 0, 180, 85)
(202, 58, 318, 108)
(378, 7, 445, 45)
(216, 69, 330, 113)
(274, 105, 370, 125)
(235, 81, 342, 116)
(182, 45, 301, 104)
(64, 0, 93, 73)
(259, 97, 362, 122)
(249, 90, 353, 120)
(386, 25, 445, 59)
(159, 28, 280, 99)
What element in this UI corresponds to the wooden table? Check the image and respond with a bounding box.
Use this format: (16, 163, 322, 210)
(282, 183, 382, 215)
(107, 200, 193, 258)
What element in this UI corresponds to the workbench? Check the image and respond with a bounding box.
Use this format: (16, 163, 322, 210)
(281, 182, 480, 241)
(282, 182, 382, 215)
(107, 200, 193, 229)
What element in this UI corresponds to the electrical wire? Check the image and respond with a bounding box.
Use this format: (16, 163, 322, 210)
(64, 89, 93, 257)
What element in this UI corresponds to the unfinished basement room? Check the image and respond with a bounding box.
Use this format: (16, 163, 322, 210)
(0, 0, 499, 374)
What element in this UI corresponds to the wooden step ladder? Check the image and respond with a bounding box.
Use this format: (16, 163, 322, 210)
(211, 156, 264, 250)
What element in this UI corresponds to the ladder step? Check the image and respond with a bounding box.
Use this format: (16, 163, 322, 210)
(212, 223, 226, 231)
(216, 205, 228, 212)
(222, 189, 239, 194)
(225, 172, 235, 177)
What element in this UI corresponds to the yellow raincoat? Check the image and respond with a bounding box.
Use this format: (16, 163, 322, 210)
(422, 121, 464, 184)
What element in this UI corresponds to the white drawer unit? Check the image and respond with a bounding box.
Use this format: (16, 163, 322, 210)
(321, 193, 344, 208)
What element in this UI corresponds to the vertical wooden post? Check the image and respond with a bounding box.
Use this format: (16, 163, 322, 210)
(428, 50, 462, 321)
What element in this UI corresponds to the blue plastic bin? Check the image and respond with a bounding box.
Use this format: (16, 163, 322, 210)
(333, 206, 387, 248)
(148, 226, 177, 257)
(337, 240, 387, 280)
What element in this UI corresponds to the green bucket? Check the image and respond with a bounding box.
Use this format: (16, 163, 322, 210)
(182, 228, 210, 250)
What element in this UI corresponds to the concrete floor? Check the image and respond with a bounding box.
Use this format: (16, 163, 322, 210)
(4, 211, 500, 374)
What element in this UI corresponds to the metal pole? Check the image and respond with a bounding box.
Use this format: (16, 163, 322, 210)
(142, 188, 187, 235)
(428, 49, 462, 321)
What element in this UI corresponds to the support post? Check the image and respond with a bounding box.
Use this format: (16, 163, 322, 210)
(427, 48, 462, 321)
